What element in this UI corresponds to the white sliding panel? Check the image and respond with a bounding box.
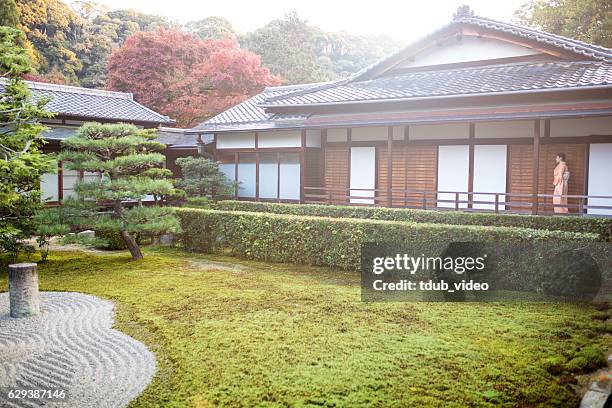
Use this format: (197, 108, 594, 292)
(62, 169, 79, 199)
(473, 145, 507, 210)
(350, 146, 376, 204)
(437, 145, 469, 208)
(279, 153, 300, 200)
(237, 153, 256, 198)
(219, 163, 235, 184)
(588, 143, 612, 215)
(259, 153, 278, 199)
(40, 173, 59, 201)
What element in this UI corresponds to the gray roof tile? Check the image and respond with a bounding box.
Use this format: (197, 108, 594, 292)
(263, 61, 612, 106)
(188, 83, 321, 132)
(190, 14, 612, 132)
(0, 79, 174, 125)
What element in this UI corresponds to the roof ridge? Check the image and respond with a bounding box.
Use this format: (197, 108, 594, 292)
(0, 78, 135, 100)
(358, 59, 604, 83)
(463, 15, 612, 55)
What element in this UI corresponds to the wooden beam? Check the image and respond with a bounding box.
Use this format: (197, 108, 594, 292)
(532, 120, 541, 215)
(387, 126, 393, 207)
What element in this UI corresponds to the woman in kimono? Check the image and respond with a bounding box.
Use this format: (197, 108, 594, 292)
(553, 153, 569, 214)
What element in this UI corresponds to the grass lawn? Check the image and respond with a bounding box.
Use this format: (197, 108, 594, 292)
(1, 247, 610, 407)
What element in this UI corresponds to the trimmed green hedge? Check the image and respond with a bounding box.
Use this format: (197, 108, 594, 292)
(211, 200, 612, 241)
(176, 208, 598, 270)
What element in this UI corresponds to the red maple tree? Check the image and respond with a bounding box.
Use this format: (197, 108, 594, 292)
(107, 29, 280, 127)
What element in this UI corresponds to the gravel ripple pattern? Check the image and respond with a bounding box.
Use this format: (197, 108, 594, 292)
(0, 292, 156, 408)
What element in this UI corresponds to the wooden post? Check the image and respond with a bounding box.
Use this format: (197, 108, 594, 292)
(455, 192, 460, 211)
(8, 263, 40, 318)
(532, 120, 541, 215)
(58, 160, 64, 202)
(255, 152, 260, 201)
(277, 152, 281, 203)
(387, 126, 393, 207)
(300, 130, 306, 203)
(347, 128, 352, 204)
(234, 152, 239, 198)
(468, 123, 475, 209)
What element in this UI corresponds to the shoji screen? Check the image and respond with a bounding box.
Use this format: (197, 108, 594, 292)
(437, 145, 469, 208)
(472, 145, 507, 210)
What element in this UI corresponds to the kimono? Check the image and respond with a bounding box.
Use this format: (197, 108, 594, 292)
(553, 162, 569, 214)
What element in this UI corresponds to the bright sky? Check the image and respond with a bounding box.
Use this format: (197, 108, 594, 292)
(83, 0, 527, 43)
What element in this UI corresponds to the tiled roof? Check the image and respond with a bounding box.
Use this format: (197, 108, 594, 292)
(156, 127, 209, 148)
(260, 16, 612, 106)
(0, 79, 174, 125)
(190, 14, 612, 132)
(263, 60, 612, 106)
(455, 15, 612, 61)
(188, 83, 326, 132)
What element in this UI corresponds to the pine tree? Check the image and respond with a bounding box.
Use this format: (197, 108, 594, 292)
(176, 156, 235, 198)
(58, 122, 181, 260)
(0, 27, 54, 257)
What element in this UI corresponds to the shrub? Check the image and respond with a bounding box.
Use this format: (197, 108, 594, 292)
(94, 229, 127, 250)
(210, 201, 612, 241)
(185, 197, 212, 208)
(176, 208, 597, 271)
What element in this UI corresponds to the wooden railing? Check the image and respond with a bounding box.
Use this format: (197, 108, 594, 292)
(302, 187, 612, 216)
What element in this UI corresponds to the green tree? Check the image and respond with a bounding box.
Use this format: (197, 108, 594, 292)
(0, 27, 54, 258)
(242, 11, 402, 84)
(186, 16, 238, 41)
(176, 156, 235, 198)
(15, 0, 85, 84)
(242, 11, 331, 84)
(0, 0, 20, 28)
(515, 0, 612, 48)
(58, 122, 181, 260)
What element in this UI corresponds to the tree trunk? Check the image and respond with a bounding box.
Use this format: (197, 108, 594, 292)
(121, 230, 143, 260)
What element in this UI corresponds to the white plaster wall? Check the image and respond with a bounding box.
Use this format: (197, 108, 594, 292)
(351, 127, 388, 141)
(216, 132, 256, 149)
(393, 126, 405, 141)
(475, 121, 533, 139)
(551, 117, 612, 137)
(327, 128, 348, 142)
(350, 147, 376, 204)
(258, 130, 301, 148)
(410, 123, 470, 140)
(397, 36, 540, 69)
(306, 129, 321, 147)
(472, 145, 507, 210)
(437, 145, 469, 208)
(587, 143, 612, 215)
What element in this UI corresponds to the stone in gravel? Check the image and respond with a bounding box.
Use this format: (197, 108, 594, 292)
(77, 230, 95, 239)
